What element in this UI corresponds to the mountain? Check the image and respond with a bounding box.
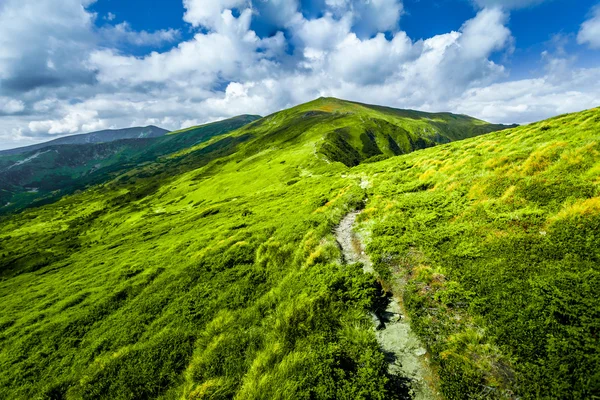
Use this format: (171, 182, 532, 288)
(0, 115, 261, 213)
(0, 126, 169, 156)
(0, 98, 512, 215)
(246, 97, 514, 167)
(0, 98, 596, 400)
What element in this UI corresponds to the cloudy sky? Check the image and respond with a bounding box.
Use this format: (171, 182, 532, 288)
(0, 0, 599, 150)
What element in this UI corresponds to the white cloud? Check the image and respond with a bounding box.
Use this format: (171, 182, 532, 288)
(294, 8, 511, 100)
(0, 0, 97, 92)
(182, 0, 249, 28)
(325, 0, 404, 36)
(0, 0, 598, 150)
(578, 5, 600, 49)
(253, 0, 300, 28)
(100, 22, 180, 47)
(293, 13, 353, 52)
(28, 108, 106, 135)
(0, 97, 25, 114)
(459, 8, 512, 58)
(89, 9, 278, 88)
(328, 32, 413, 85)
(105, 12, 116, 21)
(453, 69, 600, 123)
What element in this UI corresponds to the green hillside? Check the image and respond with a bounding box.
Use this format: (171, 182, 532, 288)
(0, 115, 260, 214)
(0, 98, 596, 400)
(250, 97, 513, 167)
(356, 108, 600, 399)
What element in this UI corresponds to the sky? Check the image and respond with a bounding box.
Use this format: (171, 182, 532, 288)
(0, 0, 599, 150)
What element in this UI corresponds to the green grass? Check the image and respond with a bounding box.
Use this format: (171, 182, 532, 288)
(0, 140, 392, 398)
(356, 107, 600, 399)
(0, 115, 261, 214)
(0, 98, 594, 399)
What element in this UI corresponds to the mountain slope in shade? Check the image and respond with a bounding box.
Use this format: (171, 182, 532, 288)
(0, 126, 169, 156)
(0, 115, 261, 213)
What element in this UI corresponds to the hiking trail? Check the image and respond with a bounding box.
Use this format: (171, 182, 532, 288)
(335, 210, 437, 400)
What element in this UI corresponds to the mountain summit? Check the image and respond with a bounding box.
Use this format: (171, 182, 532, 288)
(249, 97, 514, 167)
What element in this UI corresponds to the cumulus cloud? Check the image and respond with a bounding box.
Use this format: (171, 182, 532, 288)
(183, 0, 250, 28)
(578, 5, 600, 49)
(0, 0, 97, 93)
(99, 22, 180, 47)
(0, 0, 598, 151)
(90, 9, 281, 89)
(453, 68, 600, 123)
(28, 108, 106, 135)
(293, 12, 353, 53)
(252, 0, 300, 28)
(288, 8, 512, 100)
(0, 97, 25, 115)
(326, 0, 404, 37)
(328, 32, 413, 85)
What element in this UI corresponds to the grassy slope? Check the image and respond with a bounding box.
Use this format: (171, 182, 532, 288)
(0, 98, 579, 399)
(262, 97, 512, 167)
(358, 107, 600, 399)
(2, 97, 488, 399)
(0, 115, 260, 214)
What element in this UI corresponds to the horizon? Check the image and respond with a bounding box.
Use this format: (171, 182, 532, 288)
(0, 0, 599, 150)
(0, 95, 526, 152)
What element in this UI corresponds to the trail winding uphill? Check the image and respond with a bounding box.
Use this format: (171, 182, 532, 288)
(335, 210, 438, 400)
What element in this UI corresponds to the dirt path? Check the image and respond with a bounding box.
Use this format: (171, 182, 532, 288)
(335, 211, 374, 273)
(335, 211, 437, 400)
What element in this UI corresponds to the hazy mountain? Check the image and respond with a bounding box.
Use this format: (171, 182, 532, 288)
(0, 126, 169, 156)
(0, 115, 260, 213)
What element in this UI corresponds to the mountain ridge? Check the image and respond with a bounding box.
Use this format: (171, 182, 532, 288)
(0, 125, 169, 156)
(0, 99, 510, 214)
(0, 115, 261, 213)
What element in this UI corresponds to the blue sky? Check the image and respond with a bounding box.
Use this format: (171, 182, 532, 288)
(0, 0, 599, 149)
(88, 0, 598, 69)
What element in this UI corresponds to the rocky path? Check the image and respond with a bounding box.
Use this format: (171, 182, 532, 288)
(335, 211, 437, 400)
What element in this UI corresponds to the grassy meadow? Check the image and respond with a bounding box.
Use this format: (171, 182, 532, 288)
(358, 107, 600, 399)
(0, 98, 597, 399)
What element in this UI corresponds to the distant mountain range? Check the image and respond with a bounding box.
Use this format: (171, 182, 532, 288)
(0, 126, 170, 156)
(0, 115, 260, 213)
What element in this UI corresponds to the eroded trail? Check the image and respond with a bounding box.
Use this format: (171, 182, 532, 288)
(335, 211, 437, 400)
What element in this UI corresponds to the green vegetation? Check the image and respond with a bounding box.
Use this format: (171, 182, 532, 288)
(0, 97, 595, 399)
(357, 107, 600, 399)
(0, 115, 260, 213)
